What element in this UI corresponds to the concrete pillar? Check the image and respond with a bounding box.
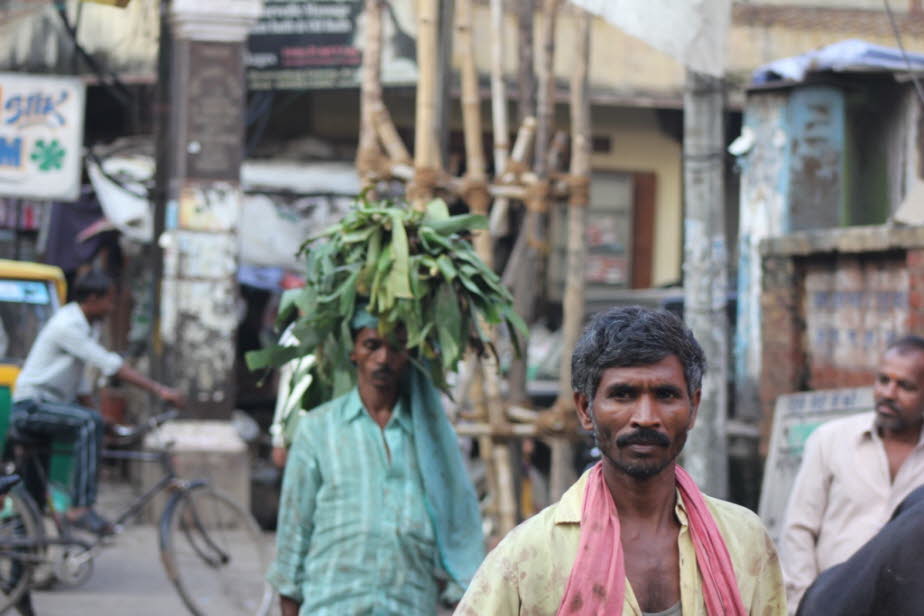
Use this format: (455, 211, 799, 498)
(160, 0, 263, 419)
(682, 70, 729, 498)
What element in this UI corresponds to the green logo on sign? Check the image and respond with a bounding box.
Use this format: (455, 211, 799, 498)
(30, 139, 66, 171)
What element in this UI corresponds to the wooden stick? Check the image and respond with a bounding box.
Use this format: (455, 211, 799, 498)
(373, 107, 412, 165)
(547, 7, 592, 502)
(456, 0, 491, 259)
(357, 0, 385, 193)
(516, 0, 537, 125)
(490, 0, 509, 176)
(455, 422, 540, 438)
(491, 117, 536, 236)
(409, 0, 441, 211)
(507, 0, 559, 405)
(546, 130, 568, 175)
(457, 0, 517, 532)
(556, 10, 592, 409)
(503, 117, 537, 181)
(534, 0, 560, 180)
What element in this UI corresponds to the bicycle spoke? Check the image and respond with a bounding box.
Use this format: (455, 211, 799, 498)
(163, 486, 271, 616)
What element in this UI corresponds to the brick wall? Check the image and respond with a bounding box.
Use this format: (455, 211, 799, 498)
(758, 226, 924, 454)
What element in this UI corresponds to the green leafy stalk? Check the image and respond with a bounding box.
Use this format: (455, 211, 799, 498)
(246, 195, 526, 403)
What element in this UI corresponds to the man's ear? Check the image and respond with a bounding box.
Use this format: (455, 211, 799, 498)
(688, 388, 702, 430)
(574, 391, 594, 431)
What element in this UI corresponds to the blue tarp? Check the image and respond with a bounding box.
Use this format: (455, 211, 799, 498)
(752, 39, 924, 85)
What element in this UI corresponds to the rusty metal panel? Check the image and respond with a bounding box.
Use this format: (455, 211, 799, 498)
(787, 86, 846, 232)
(802, 254, 908, 388)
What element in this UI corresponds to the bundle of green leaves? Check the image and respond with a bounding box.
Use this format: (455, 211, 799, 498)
(246, 196, 526, 402)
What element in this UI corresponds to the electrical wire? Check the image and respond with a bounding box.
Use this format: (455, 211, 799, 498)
(53, 0, 134, 107)
(883, 0, 924, 106)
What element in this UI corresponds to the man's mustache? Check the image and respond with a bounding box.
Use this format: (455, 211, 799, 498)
(876, 399, 901, 414)
(372, 367, 394, 379)
(616, 427, 671, 448)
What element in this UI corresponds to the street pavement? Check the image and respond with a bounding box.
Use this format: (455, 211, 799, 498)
(29, 475, 280, 616)
(31, 523, 194, 615)
(26, 475, 455, 616)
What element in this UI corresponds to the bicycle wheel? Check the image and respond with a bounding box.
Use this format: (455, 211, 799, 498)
(160, 484, 272, 616)
(0, 485, 42, 615)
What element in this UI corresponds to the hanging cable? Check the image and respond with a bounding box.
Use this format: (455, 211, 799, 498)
(54, 0, 134, 108)
(883, 0, 924, 106)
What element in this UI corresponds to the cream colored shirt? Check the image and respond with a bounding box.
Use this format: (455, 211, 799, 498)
(455, 470, 786, 616)
(780, 411, 924, 613)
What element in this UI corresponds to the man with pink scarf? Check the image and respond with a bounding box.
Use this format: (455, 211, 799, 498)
(456, 306, 785, 616)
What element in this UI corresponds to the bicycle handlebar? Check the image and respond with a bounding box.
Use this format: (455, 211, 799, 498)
(108, 408, 181, 446)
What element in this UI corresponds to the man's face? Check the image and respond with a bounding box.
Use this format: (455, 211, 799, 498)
(873, 347, 924, 437)
(575, 355, 700, 481)
(350, 327, 409, 390)
(83, 287, 116, 322)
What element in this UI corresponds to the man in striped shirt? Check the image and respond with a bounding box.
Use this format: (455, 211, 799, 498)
(268, 311, 483, 615)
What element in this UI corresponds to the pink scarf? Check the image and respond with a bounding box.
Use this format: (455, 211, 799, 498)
(557, 462, 746, 616)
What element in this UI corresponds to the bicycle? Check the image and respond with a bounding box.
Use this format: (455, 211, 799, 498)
(0, 410, 273, 616)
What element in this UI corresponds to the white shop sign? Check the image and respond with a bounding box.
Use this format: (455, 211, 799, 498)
(0, 73, 86, 201)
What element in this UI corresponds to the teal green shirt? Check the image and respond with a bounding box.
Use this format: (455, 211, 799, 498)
(267, 388, 439, 615)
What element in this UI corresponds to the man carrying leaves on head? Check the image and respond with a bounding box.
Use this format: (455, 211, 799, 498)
(258, 199, 523, 615)
(267, 308, 484, 615)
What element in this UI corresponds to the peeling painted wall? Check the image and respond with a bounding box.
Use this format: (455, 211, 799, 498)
(803, 256, 908, 386)
(160, 227, 239, 410)
(735, 90, 790, 420)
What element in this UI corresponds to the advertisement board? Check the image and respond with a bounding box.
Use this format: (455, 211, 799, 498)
(246, 0, 417, 90)
(758, 386, 872, 545)
(0, 73, 86, 201)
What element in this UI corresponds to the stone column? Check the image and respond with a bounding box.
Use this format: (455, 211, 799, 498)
(682, 70, 729, 498)
(160, 0, 263, 419)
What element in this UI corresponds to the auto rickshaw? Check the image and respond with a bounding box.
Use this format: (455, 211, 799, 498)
(0, 260, 73, 510)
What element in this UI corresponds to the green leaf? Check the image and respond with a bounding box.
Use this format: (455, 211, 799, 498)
(245, 345, 302, 371)
(248, 192, 525, 394)
(341, 227, 376, 243)
(435, 254, 457, 281)
(368, 243, 393, 309)
(426, 214, 488, 236)
(435, 283, 462, 370)
(424, 198, 451, 223)
(419, 227, 453, 251)
(386, 210, 413, 299)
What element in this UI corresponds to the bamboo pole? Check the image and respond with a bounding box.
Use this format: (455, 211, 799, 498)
(556, 11, 591, 410)
(409, 0, 441, 211)
(490, 0, 509, 175)
(357, 0, 385, 194)
(455, 423, 539, 438)
(455, 0, 491, 258)
(547, 9, 592, 501)
(488, 0, 511, 238)
(373, 110, 412, 166)
(516, 0, 536, 125)
(507, 0, 559, 405)
(457, 0, 517, 534)
(534, 0, 559, 179)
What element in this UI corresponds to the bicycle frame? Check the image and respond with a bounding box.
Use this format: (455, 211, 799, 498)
(6, 442, 186, 554)
(99, 447, 187, 530)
